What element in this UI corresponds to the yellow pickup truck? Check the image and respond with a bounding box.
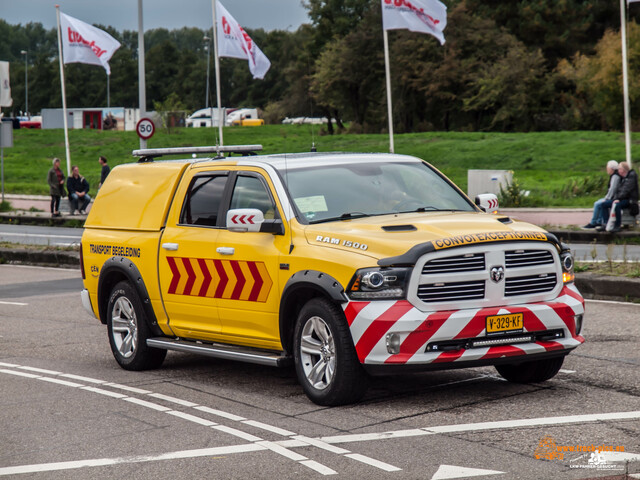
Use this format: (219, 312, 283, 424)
(80, 146, 584, 405)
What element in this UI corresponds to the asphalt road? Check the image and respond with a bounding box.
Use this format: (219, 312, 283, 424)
(0, 265, 639, 479)
(0, 224, 81, 247)
(1, 224, 640, 262)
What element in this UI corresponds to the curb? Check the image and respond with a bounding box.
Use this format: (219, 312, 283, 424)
(0, 248, 80, 269)
(574, 273, 640, 303)
(549, 229, 640, 243)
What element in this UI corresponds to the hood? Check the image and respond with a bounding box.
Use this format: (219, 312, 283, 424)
(304, 212, 554, 262)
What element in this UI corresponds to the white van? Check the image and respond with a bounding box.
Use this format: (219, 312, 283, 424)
(226, 108, 259, 126)
(185, 108, 225, 128)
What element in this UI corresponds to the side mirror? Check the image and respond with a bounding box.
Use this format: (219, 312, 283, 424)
(475, 194, 499, 213)
(227, 209, 264, 232)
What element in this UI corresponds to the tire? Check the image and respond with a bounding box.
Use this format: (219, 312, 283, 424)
(495, 356, 565, 383)
(106, 281, 166, 371)
(293, 298, 368, 406)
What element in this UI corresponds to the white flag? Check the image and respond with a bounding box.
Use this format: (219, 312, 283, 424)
(0, 61, 11, 107)
(216, 0, 271, 79)
(381, 0, 447, 45)
(60, 13, 121, 74)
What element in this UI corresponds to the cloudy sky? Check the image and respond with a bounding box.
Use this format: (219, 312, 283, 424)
(0, 0, 310, 32)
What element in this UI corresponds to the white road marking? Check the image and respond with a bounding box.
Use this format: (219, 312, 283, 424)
(195, 405, 246, 421)
(345, 453, 402, 472)
(61, 373, 105, 384)
(123, 397, 171, 412)
(0, 444, 266, 477)
(299, 460, 338, 475)
(318, 411, 640, 445)
(559, 369, 576, 374)
(0, 369, 39, 379)
(256, 440, 307, 461)
(431, 464, 504, 479)
(103, 383, 151, 394)
(213, 425, 263, 442)
(80, 386, 127, 399)
(149, 392, 199, 407)
(19, 366, 61, 375)
(38, 377, 83, 388)
(0, 365, 354, 476)
(241, 419, 296, 436)
(167, 410, 217, 427)
(586, 299, 640, 307)
(0, 300, 28, 306)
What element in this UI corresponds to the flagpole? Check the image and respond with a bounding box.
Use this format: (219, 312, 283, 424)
(383, 29, 395, 154)
(138, 0, 147, 149)
(55, 5, 72, 177)
(212, 0, 224, 147)
(621, 0, 633, 169)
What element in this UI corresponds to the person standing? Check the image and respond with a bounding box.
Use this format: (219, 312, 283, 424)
(47, 158, 65, 217)
(67, 165, 91, 215)
(606, 161, 639, 233)
(98, 155, 110, 189)
(582, 160, 620, 229)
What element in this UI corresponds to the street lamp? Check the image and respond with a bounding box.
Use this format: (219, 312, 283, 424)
(203, 35, 211, 110)
(20, 50, 28, 118)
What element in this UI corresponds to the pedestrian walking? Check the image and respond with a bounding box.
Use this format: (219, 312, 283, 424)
(98, 155, 110, 189)
(47, 158, 65, 217)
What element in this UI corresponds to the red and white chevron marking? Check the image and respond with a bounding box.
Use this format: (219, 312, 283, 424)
(343, 284, 585, 365)
(231, 214, 256, 225)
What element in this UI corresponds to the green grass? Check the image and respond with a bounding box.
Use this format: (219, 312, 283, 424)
(1, 126, 633, 206)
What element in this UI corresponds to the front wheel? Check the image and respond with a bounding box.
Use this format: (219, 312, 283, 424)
(495, 356, 564, 383)
(294, 298, 368, 406)
(107, 281, 166, 371)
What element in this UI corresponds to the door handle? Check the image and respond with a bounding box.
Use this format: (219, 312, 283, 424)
(216, 247, 235, 255)
(162, 243, 179, 251)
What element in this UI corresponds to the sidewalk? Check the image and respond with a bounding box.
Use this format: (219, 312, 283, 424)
(1, 194, 91, 219)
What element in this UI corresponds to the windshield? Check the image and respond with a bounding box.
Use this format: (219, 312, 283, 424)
(281, 160, 475, 223)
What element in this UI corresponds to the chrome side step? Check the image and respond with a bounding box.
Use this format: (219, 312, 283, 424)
(147, 337, 291, 367)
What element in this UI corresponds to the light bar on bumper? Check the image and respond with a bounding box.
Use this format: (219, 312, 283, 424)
(347, 267, 411, 300)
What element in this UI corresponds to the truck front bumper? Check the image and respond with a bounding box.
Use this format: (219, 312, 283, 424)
(343, 284, 585, 367)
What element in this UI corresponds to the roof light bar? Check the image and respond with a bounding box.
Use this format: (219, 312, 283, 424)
(132, 145, 263, 160)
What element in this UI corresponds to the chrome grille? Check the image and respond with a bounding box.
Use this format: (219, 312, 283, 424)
(410, 242, 562, 311)
(505, 274, 557, 297)
(422, 253, 485, 274)
(417, 280, 485, 302)
(505, 250, 554, 268)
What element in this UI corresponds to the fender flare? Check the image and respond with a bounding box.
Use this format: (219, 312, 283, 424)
(97, 256, 163, 336)
(279, 270, 348, 352)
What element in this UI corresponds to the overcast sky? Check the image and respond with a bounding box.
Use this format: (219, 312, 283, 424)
(0, 0, 310, 32)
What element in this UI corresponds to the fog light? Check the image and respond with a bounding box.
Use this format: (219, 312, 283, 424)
(386, 333, 401, 354)
(574, 314, 583, 335)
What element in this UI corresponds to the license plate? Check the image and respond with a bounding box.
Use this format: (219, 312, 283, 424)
(486, 313, 524, 334)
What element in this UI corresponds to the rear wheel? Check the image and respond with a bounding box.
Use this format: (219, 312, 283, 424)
(495, 356, 564, 383)
(107, 281, 166, 371)
(294, 298, 368, 406)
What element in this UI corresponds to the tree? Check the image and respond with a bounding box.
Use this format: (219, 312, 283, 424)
(558, 21, 640, 130)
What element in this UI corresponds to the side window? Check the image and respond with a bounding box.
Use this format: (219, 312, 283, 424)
(229, 175, 278, 220)
(180, 175, 228, 226)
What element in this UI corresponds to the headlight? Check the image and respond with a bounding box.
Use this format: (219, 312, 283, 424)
(560, 248, 574, 283)
(347, 267, 411, 300)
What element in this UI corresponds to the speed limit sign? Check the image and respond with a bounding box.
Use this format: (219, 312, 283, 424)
(136, 117, 155, 140)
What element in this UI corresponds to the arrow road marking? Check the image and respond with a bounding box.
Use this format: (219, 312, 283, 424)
(431, 464, 504, 480)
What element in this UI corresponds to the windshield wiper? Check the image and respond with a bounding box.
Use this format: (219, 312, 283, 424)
(310, 212, 370, 224)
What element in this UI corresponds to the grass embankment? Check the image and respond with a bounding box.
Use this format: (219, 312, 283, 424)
(1, 126, 633, 206)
